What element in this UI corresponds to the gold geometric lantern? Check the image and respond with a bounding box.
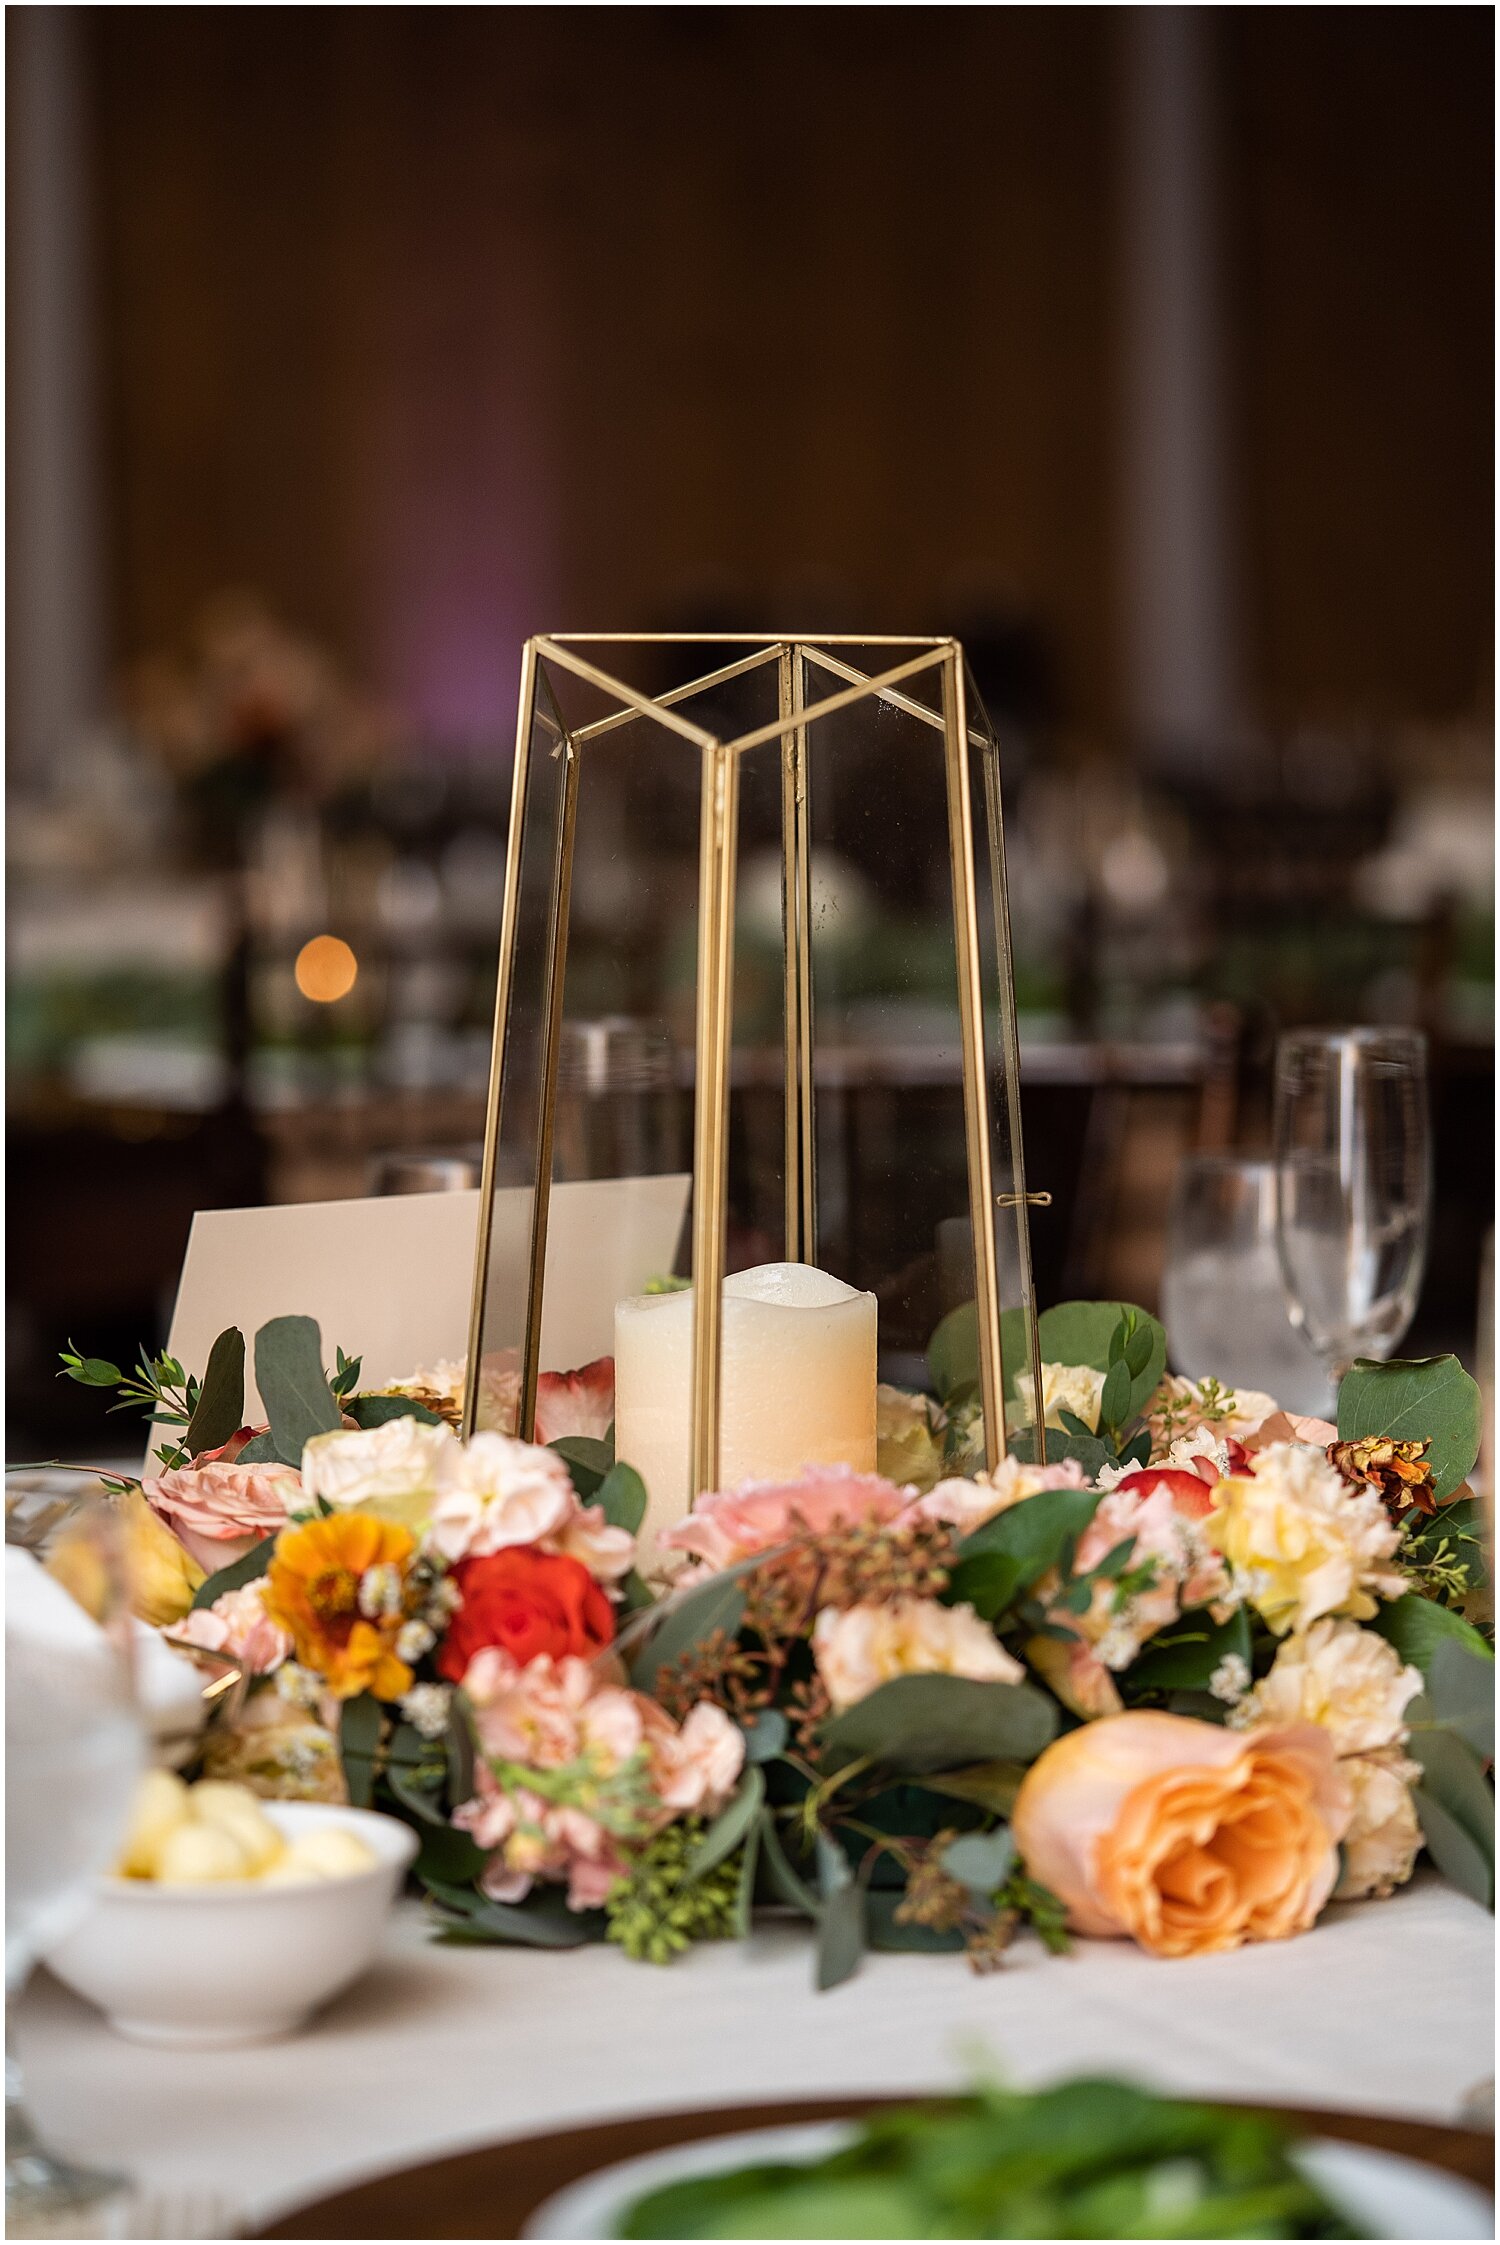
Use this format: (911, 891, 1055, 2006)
(464, 634, 1044, 1533)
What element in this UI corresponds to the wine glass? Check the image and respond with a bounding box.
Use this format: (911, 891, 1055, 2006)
(6, 1504, 145, 2233)
(1273, 1027, 1431, 1386)
(1161, 1154, 1333, 1416)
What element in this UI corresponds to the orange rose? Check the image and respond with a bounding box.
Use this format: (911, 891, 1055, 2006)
(1012, 1711, 1351, 1958)
(262, 1511, 416, 1700)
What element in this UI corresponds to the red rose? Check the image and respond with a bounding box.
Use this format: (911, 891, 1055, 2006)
(437, 1547, 615, 1683)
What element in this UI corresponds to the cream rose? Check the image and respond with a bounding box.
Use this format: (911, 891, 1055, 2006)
(1015, 1362, 1106, 1435)
(1336, 1746, 1424, 1900)
(1238, 1618, 1421, 1755)
(425, 1432, 580, 1562)
(300, 1415, 458, 1534)
(1012, 1710, 1351, 1958)
(915, 1455, 1090, 1535)
(812, 1596, 1022, 1711)
(1205, 1443, 1405, 1636)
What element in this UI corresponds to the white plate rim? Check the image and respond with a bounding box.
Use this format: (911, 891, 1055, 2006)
(523, 2113, 1494, 2241)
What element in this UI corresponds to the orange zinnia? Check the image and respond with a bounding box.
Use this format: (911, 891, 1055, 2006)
(263, 1511, 416, 1700)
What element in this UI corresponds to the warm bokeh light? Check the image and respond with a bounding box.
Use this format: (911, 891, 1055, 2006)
(294, 934, 358, 1003)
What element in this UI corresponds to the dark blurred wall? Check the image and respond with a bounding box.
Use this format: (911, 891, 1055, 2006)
(76, 5, 1491, 740)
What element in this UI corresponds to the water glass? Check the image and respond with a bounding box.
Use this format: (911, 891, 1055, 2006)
(1161, 1155, 1333, 1417)
(1273, 1026, 1431, 1383)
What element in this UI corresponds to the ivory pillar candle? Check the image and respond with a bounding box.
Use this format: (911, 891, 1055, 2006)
(614, 1262, 877, 1547)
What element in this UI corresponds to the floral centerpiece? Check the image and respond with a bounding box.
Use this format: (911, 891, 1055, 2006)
(60, 1297, 1492, 1987)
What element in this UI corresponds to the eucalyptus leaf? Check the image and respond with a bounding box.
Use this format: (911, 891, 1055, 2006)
(414, 1821, 487, 1890)
(627, 1551, 766, 1692)
(190, 1531, 280, 1611)
(183, 1328, 245, 1457)
(339, 1692, 384, 1809)
(741, 1708, 789, 1764)
(919, 1760, 1028, 1818)
(591, 1461, 647, 1536)
(1406, 1719, 1494, 1884)
(1032, 1301, 1166, 1415)
(685, 1767, 765, 1882)
(445, 1694, 475, 1811)
(819, 1673, 1057, 1777)
(254, 1315, 341, 1467)
(941, 1827, 1015, 1897)
(387, 1764, 451, 1828)
(757, 1809, 820, 1919)
(815, 1839, 865, 1992)
(928, 1302, 979, 1405)
(1337, 1354, 1483, 1501)
(551, 1436, 614, 1498)
(1373, 1593, 1492, 1681)
(343, 1394, 445, 1430)
(950, 1484, 1100, 1619)
(1414, 1787, 1494, 1910)
(730, 1812, 761, 1938)
(425, 1879, 605, 1947)
(233, 1432, 281, 1465)
(1427, 1639, 1497, 1758)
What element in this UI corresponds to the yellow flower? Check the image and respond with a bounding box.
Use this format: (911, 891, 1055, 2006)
(48, 1488, 204, 1628)
(811, 1596, 1022, 1711)
(262, 1512, 416, 1700)
(875, 1385, 945, 1493)
(1205, 1443, 1404, 1636)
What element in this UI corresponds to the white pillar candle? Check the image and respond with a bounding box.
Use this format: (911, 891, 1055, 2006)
(614, 1261, 877, 1552)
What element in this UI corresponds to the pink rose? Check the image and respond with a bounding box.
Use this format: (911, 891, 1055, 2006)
(534, 1358, 616, 1445)
(658, 1464, 915, 1571)
(141, 1458, 300, 1574)
(168, 1576, 290, 1675)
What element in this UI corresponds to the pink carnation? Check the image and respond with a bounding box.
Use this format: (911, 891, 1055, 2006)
(168, 1576, 290, 1675)
(658, 1464, 915, 1572)
(141, 1457, 299, 1574)
(453, 1650, 744, 1910)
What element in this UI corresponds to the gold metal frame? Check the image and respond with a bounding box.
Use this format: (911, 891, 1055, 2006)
(463, 634, 1045, 1488)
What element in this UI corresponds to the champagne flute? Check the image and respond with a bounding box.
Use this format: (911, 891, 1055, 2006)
(6, 1505, 145, 2233)
(1273, 1027, 1431, 1387)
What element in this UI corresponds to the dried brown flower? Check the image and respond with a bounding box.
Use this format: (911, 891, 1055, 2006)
(1327, 1435, 1438, 1522)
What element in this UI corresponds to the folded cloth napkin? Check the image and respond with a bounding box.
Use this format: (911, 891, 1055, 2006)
(6, 1545, 208, 1760)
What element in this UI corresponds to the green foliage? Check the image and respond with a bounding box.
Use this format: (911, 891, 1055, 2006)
(605, 1821, 744, 1964)
(1407, 1658, 1496, 1909)
(995, 1866, 1072, 1954)
(338, 1691, 384, 1809)
(182, 1328, 245, 1457)
(740, 1709, 789, 1763)
(815, 1830, 867, 1991)
(919, 1760, 1029, 1818)
(329, 1347, 363, 1401)
(684, 1767, 765, 1882)
(189, 1531, 280, 1611)
(1337, 1354, 1483, 1500)
(1032, 1301, 1167, 1415)
(1120, 1608, 1253, 1702)
(425, 1878, 605, 1948)
(928, 1301, 979, 1405)
(58, 1343, 125, 1390)
(618, 2077, 1355, 2240)
(819, 1673, 1057, 1778)
(948, 1484, 1100, 1619)
(254, 1315, 341, 1467)
(1399, 1498, 1489, 1604)
(1372, 1592, 1492, 1678)
(590, 1462, 648, 1536)
(627, 1552, 766, 1694)
(343, 1394, 445, 1430)
(940, 1825, 1015, 1897)
(551, 1435, 615, 1496)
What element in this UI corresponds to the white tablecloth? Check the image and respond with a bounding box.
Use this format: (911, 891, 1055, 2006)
(16, 1874, 1493, 2233)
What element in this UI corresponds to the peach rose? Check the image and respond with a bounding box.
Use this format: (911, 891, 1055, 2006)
(1012, 1710, 1351, 1958)
(141, 1458, 300, 1574)
(658, 1465, 915, 1571)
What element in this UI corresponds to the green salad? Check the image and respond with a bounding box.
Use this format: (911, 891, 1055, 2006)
(619, 2077, 1357, 2240)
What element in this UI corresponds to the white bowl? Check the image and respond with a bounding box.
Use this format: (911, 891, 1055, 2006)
(43, 1801, 418, 2048)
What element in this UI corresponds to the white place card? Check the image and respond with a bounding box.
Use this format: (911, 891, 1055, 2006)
(161, 1176, 690, 1436)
